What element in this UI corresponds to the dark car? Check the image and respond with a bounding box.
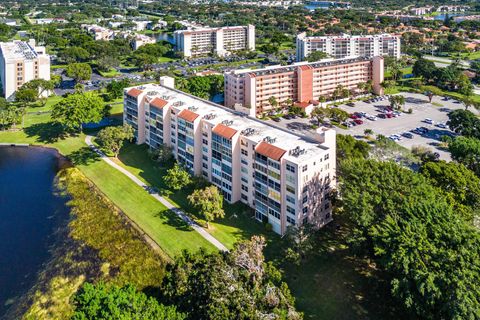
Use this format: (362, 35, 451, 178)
(272, 117, 281, 122)
(402, 132, 414, 139)
(347, 102, 355, 107)
(354, 119, 363, 125)
(378, 113, 386, 119)
(349, 114, 359, 119)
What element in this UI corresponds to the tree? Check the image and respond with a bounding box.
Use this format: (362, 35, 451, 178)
(284, 224, 315, 265)
(421, 160, 480, 223)
(163, 163, 191, 190)
(448, 136, 480, 176)
(59, 46, 90, 63)
(161, 236, 302, 320)
(306, 50, 329, 62)
(460, 96, 478, 111)
(412, 58, 437, 81)
(447, 109, 480, 138)
(389, 95, 406, 111)
(51, 91, 105, 132)
(268, 96, 278, 108)
(310, 107, 330, 124)
(188, 186, 224, 228)
(150, 144, 174, 164)
(456, 74, 474, 96)
(420, 85, 442, 103)
(15, 88, 38, 103)
(336, 134, 370, 162)
(65, 63, 92, 82)
(340, 158, 480, 319)
(97, 124, 134, 157)
(72, 283, 185, 320)
(131, 53, 157, 71)
(329, 108, 349, 123)
(106, 79, 131, 100)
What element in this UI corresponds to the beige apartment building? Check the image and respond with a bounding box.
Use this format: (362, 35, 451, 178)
(224, 56, 384, 116)
(174, 25, 255, 57)
(0, 39, 50, 100)
(296, 33, 400, 61)
(124, 82, 336, 235)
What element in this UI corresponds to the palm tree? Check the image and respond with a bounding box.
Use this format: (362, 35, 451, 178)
(389, 95, 406, 111)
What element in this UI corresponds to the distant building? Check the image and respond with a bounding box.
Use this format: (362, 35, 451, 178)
(0, 39, 50, 100)
(82, 24, 115, 41)
(124, 82, 336, 235)
(409, 6, 433, 16)
(224, 57, 384, 116)
(296, 33, 401, 61)
(174, 25, 255, 57)
(131, 34, 156, 50)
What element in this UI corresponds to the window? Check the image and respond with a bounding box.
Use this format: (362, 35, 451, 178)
(324, 153, 329, 160)
(302, 165, 308, 172)
(241, 184, 248, 192)
(286, 195, 296, 205)
(302, 207, 308, 214)
(286, 216, 295, 224)
(286, 163, 296, 173)
(287, 206, 296, 215)
(303, 196, 308, 204)
(286, 185, 296, 195)
(241, 149, 248, 156)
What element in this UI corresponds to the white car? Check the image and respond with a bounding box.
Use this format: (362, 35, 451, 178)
(436, 123, 448, 129)
(424, 118, 434, 124)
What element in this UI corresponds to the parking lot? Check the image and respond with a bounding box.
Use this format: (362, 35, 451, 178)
(269, 92, 477, 161)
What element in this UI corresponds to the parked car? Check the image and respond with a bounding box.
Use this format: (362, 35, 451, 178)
(354, 119, 363, 125)
(402, 132, 414, 139)
(386, 113, 393, 118)
(435, 122, 448, 129)
(346, 102, 355, 107)
(424, 118, 434, 124)
(272, 117, 281, 122)
(366, 115, 377, 121)
(349, 114, 359, 119)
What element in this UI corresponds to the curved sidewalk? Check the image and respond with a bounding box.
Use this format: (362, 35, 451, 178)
(85, 135, 228, 252)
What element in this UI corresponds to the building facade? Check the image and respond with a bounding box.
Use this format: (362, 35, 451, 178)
(0, 39, 50, 100)
(224, 56, 384, 115)
(174, 25, 255, 57)
(124, 83, 336, 235)
(296, 33, 400, 61)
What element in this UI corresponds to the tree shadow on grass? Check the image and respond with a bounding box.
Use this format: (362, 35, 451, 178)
(156, 208, 194, 232)
(67, 147, 101, 166)
(24, 122, 67, 144)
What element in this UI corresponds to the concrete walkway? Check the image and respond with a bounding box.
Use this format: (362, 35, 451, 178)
(85, 135, 228, 252)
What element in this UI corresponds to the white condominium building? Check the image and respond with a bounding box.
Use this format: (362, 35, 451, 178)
(82, 24, 115, 41)
(174, 25, 255, 57)
(131, 34, 156, 50)
(124, 82, 336, 235)
(0, 39, 50, 100)
(296, 33, 400, 61)
(224, 56, 384, 116)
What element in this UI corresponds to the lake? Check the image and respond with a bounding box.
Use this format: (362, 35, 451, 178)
(0, 146, 70, 318)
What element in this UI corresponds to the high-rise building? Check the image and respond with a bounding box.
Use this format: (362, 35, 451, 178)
(296, 33, 400, 61)
(124, 82, 336, 235)
(174, 25, 255, 57)
(0, 39, 50, 100)
(224, 56, 384, 116)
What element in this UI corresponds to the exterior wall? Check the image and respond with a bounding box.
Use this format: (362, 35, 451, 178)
(124, 84, 336, 236)
(296, 33, 401, 61)
(224, 57, 383, 115)
(0, 42, 51, 100)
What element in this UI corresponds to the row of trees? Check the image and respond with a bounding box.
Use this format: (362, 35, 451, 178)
(412, 58, 474, 96)
(73, 236, 302, 319)
(339, 157, 480, 319)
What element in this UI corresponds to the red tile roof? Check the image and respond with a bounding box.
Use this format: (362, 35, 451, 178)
(299, 65, 312, 71)
(294, 101, 311, 108)
(127, 88, 143, 98)
(178, 109, 199, 122)
(212, 124, 237, 139)
(255, 141, 286, 161)
(150, 97, 168, 109)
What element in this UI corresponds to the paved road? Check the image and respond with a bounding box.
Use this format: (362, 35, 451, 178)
(85, 135, 228, 252)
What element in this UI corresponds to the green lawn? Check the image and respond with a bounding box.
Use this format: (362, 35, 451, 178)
(113, 143, 279, 250)
(158, 56, 175, 63)
(97, 68, 120, 78)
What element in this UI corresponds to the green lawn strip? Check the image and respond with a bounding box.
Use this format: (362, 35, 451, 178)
(76, 159, 216, 257)
(113, 142, 280, 250)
